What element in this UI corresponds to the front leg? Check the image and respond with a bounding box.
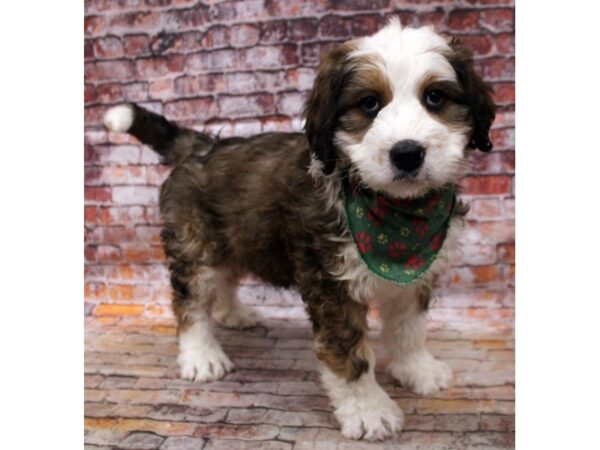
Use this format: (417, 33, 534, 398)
(303, 285, 404, 441)
(380, 284, 452, 395)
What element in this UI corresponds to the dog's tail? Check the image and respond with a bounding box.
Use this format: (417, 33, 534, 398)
(103, 103, 214, 165)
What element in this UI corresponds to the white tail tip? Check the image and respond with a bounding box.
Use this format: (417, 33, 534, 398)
(104, 104, 134, 133)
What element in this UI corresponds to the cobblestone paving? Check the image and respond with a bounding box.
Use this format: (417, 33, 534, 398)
(85, 317, 514, 449)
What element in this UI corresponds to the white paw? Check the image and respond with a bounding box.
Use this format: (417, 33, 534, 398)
(213, 304, 263, 329)
(388, 351, 452, 396)
(178, 347, 234, 382)
(336, 394, 404, 441)
(104, 104, 134, 133)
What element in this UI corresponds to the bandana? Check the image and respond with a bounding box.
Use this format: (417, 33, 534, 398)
(342, 177, 456, 285)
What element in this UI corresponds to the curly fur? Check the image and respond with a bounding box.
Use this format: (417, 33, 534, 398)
(103, 20, 495, 441)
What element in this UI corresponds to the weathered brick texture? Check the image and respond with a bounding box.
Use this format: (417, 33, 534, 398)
(84, 0, 515, 326)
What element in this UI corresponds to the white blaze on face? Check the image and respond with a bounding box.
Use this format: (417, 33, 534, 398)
(336, 20, 471, 198)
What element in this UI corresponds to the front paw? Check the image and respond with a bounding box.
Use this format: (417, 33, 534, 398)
(335, 391, 404, 441)
(388, 351, 452, 396)
(178, 347, 234, 382)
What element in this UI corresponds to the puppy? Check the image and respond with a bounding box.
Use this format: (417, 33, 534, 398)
(103, 19, 495, 441)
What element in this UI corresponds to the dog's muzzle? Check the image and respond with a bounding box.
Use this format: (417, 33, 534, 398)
(389, 140, 425, 174)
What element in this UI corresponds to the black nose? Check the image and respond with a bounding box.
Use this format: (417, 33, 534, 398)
(389, 140, 425, 173)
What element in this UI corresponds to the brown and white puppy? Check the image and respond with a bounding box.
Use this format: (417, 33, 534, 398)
(103, 19, 495, 441)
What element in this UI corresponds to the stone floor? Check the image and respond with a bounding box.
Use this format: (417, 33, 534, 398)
(84, 316, 515, 449)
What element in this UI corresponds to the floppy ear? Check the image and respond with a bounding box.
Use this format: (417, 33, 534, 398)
(447, 37, 497, 152)
(303, 43, 355, 174)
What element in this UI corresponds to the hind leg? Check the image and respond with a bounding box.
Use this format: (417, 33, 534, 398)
(171, 263, 234, 382)
(211, 273, 263, 329)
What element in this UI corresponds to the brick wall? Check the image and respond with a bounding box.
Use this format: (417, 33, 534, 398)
(84, 0, 515, 330)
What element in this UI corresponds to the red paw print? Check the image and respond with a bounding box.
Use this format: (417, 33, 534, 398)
(388, 242, 408, 259)
(356, 231, 373, 253)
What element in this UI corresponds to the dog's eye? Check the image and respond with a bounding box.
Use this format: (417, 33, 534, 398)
(425, 89, 446, 110)
(359, 95, 381, 117)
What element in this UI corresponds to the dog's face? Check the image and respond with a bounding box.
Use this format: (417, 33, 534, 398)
(304, 20, 496, 198)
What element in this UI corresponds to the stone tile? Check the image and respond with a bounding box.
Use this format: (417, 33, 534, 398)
(85, 316, 514, 448)
(119, 432, 165, 449)
(159, 436, 206, 450)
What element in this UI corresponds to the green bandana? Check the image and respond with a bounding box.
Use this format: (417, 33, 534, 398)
(342, 177, 456, 285)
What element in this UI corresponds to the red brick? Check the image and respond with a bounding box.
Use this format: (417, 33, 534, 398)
(123, 34, 150, 57)
(468, 198, 503, 219)
(417, 9, 447, 27)
(85, 84, 97, 104)
(94, 304, 144, 316)
(165, 6, 210, 30)
(85, 282, 107, 300)
(474, 57, 515, 81)
(487, 128, 514, 152)
(471, 265, 502, 284)
(288, 18, 319, 41)
(218, 94, 275, 118)
(478, 220, 515, 243)
(276, 92, 305, 116)
(262, 116, 292, 132)
(198, 25, 230, 49)
(351, 14, 387, 37)
(497, 243, 515, 263)
(449, 10, 480, 31)
(239, 45, 298, 70)
(319, 15, 353, 39)
(134, 226, 162, 244)
(112, 186, 159, 205)
(85, 60, 136, 82)
(85, 246, 97, 263)
(492, 82, 515, 104)
(185, 49, 238, 73)
(85, 104, 111, 126)
(469, 150, 515, 175)
(96, 83, 124, 103)
(104, 226, 137, 244)
(150, 246, 166, 262)
(85, 186, 112, 203)
(121, 82, 149, 102)
(457, 34, 494, 57)
(123, 245, 151, 263)
(149, 78, 174, 99)
(495, 32, 515, 55)
(109, 11, 161, 31)
(164, 97, 217, 120)
(85, 15, 106, 36)
(232, 119, 262, 136)
(480, 8, 514, 33)
(260, 20, 287, 44)
(504, 197, 514, 219)
(149, 32, 183, 54)
(174, 74, 226, 96)
(300, 42, 331, 66)
(145, 165, 171, 185)
(97, 245, 122, 263)
(85, 206, 98, 224)
(230, 24, 260, 48)
(136, 55, 184, 78)
(460, 175, 511, 195)
(93, 36, 123, 59)
(84, 39, 95, 59)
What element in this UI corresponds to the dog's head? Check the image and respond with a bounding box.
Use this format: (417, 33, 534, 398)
(304, 19, 496, 198)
